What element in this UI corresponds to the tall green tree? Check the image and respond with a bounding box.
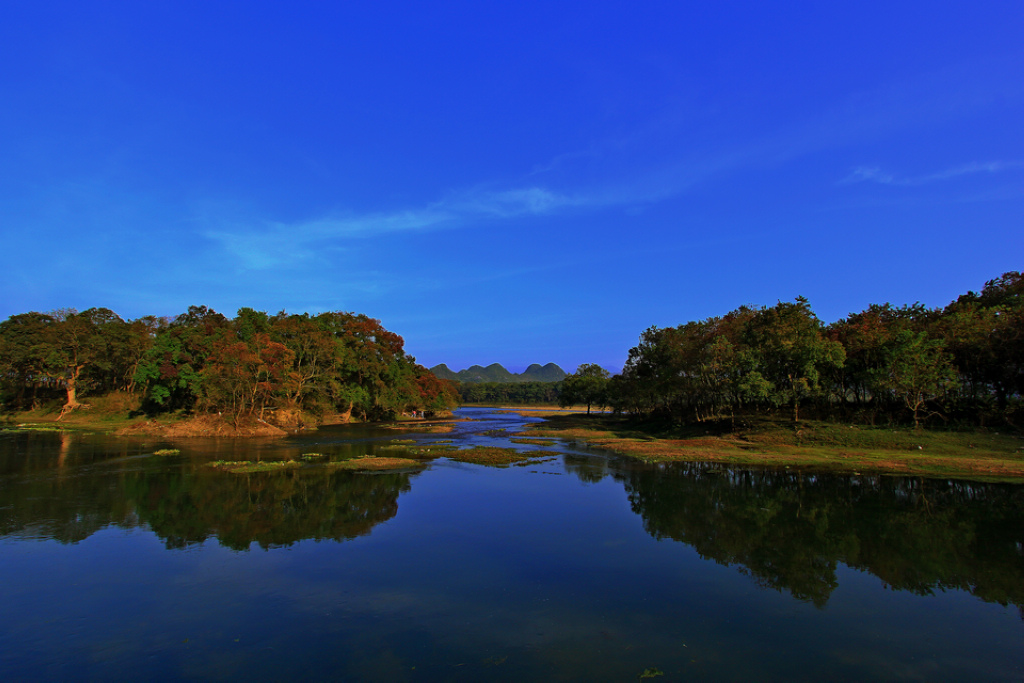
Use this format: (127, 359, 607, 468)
(743, 298, 845, 422)
(879, 330, 958, 428)
(560, 363, 611, 414)
(0, 312, 55, 409)
(43, 309, 114, 418)
(135, 306, 229, 411)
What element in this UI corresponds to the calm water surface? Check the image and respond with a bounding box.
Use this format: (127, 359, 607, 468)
(1, 407, 1022, 681)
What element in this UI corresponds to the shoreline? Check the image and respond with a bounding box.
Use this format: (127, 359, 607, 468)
(2, 410, 461, 438)
(515, 412, 1024, 484)
(8, 405, 1024, 483)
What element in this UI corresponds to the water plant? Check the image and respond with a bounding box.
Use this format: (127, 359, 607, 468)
(510, 437, 556, 446)
(447, 447, 552, 467)
(153, 448, 180, 456)
(405, 444, 458, 458)
(328, 456, 424, 471)
(377, 444, 411, 453)
(8, 424, 61, 432)
(207, 460, 301, 474)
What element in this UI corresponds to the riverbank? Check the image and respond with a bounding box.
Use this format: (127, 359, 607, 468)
(2, 402, 460, 438)
(518, 412, 1024, 483)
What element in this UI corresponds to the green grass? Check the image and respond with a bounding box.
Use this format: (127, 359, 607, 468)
(153, 448, 180, 456)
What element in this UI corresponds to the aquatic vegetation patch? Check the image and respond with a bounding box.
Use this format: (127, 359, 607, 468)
(328, 456, 424, 471)
(382, 421, 458, 434)
(405, 444, 459, 458)
(377, 444, 411, 453)
(300, 452, 326, 460)
(510, 437, 556, 446)
(7, 424, 62, 432)
(207, 460, 302, 474)
(388, 439, 416, 444)
(447, 447, 553, 467)
(153, 448, 181, 456)
(522, 450, 561, 458)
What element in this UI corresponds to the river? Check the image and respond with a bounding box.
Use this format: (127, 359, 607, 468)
(1, 407, 1021, 680)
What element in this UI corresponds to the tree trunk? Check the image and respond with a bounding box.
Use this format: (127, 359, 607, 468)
(57, 368, 83, 421)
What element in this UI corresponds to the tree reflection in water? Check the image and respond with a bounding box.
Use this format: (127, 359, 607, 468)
(127, 468, 415, 550)
(0, 432, 415, 551)
(3, 429, 1023, 617)
(601, 462, 1024, 611)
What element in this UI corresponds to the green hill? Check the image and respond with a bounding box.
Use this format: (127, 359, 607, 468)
(429, 362, 566, 383)
(521, 363, 567, 382)
(428, 364, 460, 381)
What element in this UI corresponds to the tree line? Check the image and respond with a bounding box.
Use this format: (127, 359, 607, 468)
(579, 271, 1023, 428)
(0, 306, 458, 424)
(457, 380, 561, 405)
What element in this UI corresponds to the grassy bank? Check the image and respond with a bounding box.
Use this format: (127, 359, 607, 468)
(2, 397, 295, 437)
(2, 395, 147, 432)
(2, 398, 463, 438)
(519, 413, 1024, 483)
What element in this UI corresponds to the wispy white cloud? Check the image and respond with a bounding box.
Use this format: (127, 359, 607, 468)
(203, 185, 586, 270)
(840, 166, 896, 185)
(442, 186, 584, 217)
(912, 161, 1024, 183)
(840, 160, 1024, 187)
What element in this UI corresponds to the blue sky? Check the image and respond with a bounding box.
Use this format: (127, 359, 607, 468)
(2, 2, 1021, 373)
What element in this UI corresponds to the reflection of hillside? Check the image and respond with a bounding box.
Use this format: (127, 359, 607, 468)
(127, 468, 414, 550)
(614, 464, 1024, 608)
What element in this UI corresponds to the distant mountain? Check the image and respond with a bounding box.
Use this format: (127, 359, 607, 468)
(459, 363, 516, 383)
(428, 364, 460, 381)
(429, 362, 567, 383)
(520, 363, 568, 382)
